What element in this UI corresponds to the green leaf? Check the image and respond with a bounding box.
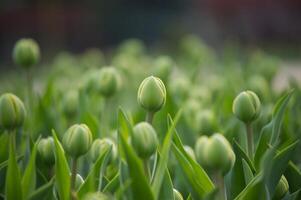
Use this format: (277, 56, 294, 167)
(158, 169, 174, 200)
(118, 108, 154, 200)
(242, 159, 254, 185)
(28, 178, 55, 200)
(52, 130, 70, 200)
(234, 174, 266, 200)
(22, 139, 38, 199)
(233, 140, 256, 173)
(103, 173, 120, 193)
(77, 147, 111, 198)
(0, 155, 23, 171)
(285, 162, 301, 192)
(152, 110, 182, 199)
(5, 133, 23, 200)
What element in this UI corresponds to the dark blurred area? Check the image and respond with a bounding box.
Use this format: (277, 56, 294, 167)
(1, 0, 301, 64)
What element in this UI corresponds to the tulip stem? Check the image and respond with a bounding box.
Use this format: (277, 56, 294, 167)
(70, 157, 78, 200)
(146, 111, 154, 125)
(213, 171, 226, 200)
(143, 159, 150, 180)
(246, 123, 253, 160)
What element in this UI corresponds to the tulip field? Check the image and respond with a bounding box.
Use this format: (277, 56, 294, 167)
(0, 36, 301, 200)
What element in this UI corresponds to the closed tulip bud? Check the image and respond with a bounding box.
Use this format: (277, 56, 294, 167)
(62, 124, 92, 158)
(195, 109, 216, 135)
(204, 133, 235, 174)
(0, 93, 26, 130)
(75, 174, 84, 191)
(37, 137, 55, 165)
(132, 122, 158, 159)
(173, 189, 184, 200)
(83, 192, 111, 200)
(96, 67, 119, 97)
(274, 176, 289, 199)
(233, 90, 261, 124)
(13, 38, 40, 68)
(184, 145, 196, 160)
(90, 138, 117, 163)
(195, 136, 209, 167)
(62, 90, 79, 118)
(152, 56, 173, 80)
(137, 76, 166, 112)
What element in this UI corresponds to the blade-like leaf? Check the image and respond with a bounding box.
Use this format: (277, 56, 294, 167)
(52, 130, 70, 200)
(28, 178, 55, 200)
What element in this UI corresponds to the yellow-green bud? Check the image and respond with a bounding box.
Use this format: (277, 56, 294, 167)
(184, 145, 196, 160)
(132, 122, 158, 159)
(233, 90, 261, 124)
(90, 138, 117, 163)
(152, 56, 173, 80)
(137, 76, 166, 112)
(37, 137, 55, 165)
(204, 133, 235, 174)
(195, 109, 216, 135)
(274, 176, 289, 199)
(173, 189, 184, 200)
(83, 192, 111, 200)
(195, 135, 209, 167)
(62, 124, 92, 158)
(75, 174, 84, 191)
(62, 90, 79, 118)
(13, 38, 40, 68)
(96, 67, 119, 97)
(0, 93, 26, 130)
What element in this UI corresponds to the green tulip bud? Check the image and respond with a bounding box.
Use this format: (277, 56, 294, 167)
(0, 93, 26, 130)
(62, 124, 92, 158)
(233, 90, 261, 124)
(184, 145, 196, 160)
(247, 75, 269, 100)
(195, 135, 209, 167)
(195, 109, 216, 135)
(137, 76, 166, 112)
(152, 56, 173, 80)
(132, 122, 158, 159)
(74, 174, 84, 191)
(90, 138, 117, 163)
(37, 137, 55, 165)
(204, 133, 235, 174)
(96, 67, 119, 98)
(274, 176, 289, 199)
(13, 38, 40, 68)
(62, 90, 79, 118)
(168, 75, 190, 104)
(173, 189, 184, 200)
(83, 192, 111, 200)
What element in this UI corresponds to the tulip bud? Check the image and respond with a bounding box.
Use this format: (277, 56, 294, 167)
(184, 145, 196, 160)
(137, 76, 166, 112)
(83, 192, 111, 200)
(75, 174, 84, 191)
(0, 93, 26, 130)
(233, 90, 261, 124)
(204, 133, 235, 174)
(62, 124, 92, 158)
(90, 138, 117, 163)
(195, 136, 209, 167)
(274, 176, 289, 199)
(96, 67, 119, 98)
(132, 122, 158, 159)
(173, 189, 184, 200)
(152, 56, 173, 80)
(37, 137, 55, 165)
(195, 109, 216, 135)
(62, 90, 79, 118)
(13, 38, 40, 68)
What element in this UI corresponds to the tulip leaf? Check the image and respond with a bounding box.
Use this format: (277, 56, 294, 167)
(234, 174, 266, 200)
(242, 159, 254, 185)
(152, 110, 182, 199)
(285, 162, 301, 193)
(52, 130, 70, 200)
(118, 108, 155, 200)
(5, 133, 23, 200)
(0, 155, 23, 171)
(77, 147, 111, 198)
(22, 139, 38, 199)
(103, 173, 120, 193)
(158, 168, 174, 200)
(233, 140, 256, 173)
(28, 178, 55, 200)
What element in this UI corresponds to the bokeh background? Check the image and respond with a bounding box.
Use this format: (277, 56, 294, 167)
(1, 0, 301, 66)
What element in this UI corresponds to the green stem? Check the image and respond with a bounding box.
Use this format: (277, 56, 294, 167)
(213, 171, 226, 200)
(146, 111, 154, 125)
(70, 157, 78, 200)
(143, 159, 150, 180)
(246, 123, 253, 160)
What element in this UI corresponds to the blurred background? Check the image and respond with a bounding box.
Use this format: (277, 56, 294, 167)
(1, 0, 301, 66)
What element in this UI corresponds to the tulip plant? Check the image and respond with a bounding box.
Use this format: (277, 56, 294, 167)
(0, 36, 300, 200)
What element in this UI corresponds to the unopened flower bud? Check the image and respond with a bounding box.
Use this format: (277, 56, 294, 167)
(0, 93, 26, 130)
(96, 67, 119, 98)
(137, 76, 166, 112)
(233, 90, 261, 124)
(274, 175, 289, 199)
(173, 189, 184, 200)
(152, 56, 173, 80)
(13, 38, 40, 68)
(90, 138, 117, 163)
(132, 122, 158, 159)
(62, 124, 92, 158)
(62, 90, 79, 118)
(37, 137, 55, 165)
(195, 135, 209, 167)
